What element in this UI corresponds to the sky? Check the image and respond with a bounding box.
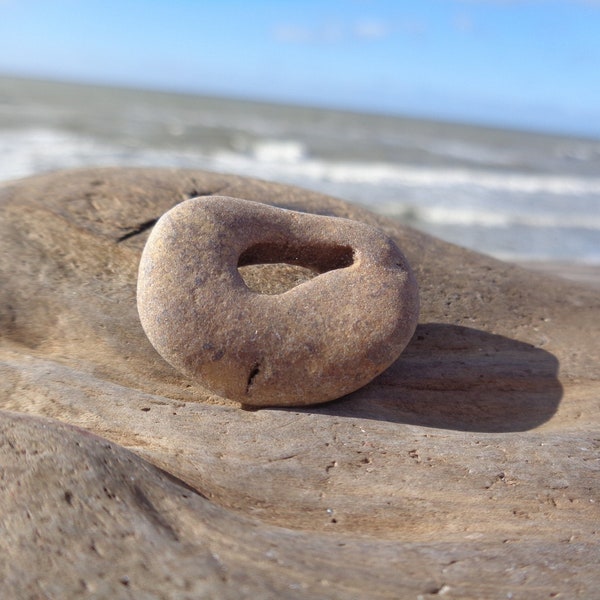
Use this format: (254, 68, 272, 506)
(1, 0, 599, 136)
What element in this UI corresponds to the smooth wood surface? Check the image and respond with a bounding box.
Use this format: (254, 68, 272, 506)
(1, 168, 598, 599)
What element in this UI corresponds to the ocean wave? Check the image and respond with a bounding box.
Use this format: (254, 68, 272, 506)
(2, 127, 599, 239)
(3, 127, 598, 199)
(382, 205, 600, 230)
(212, 146, 600, 197)
(0, 128, 107, 180)
(0, 127, 215, 180)
(250, 139, 307, 163)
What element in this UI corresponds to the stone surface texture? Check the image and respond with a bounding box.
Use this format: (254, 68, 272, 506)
(137, 195, 419, 406)
(0, 167, 599, 599)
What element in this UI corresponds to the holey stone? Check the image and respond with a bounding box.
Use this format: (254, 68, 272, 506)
(137, 196, 419, 406)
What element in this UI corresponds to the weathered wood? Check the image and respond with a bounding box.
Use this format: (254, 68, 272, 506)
(1, 168, 598, 599)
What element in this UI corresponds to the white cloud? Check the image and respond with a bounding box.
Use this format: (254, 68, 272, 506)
(274, 19, 400, 44)
(453, 13, 475, 32)
(353, 19, 390, 40)
(272, 23, 346, 43)
(321, 23, 345, 43)
(273, 25, 314, 43)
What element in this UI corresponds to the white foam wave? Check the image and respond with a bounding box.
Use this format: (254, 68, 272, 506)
(2, 128, 599, 237)
(3, 128, 598, 200)
(251, 139, 306, 163)
(0, 127, 216, 181)
(211, 148, 600, 197)
(410, 205, 600, 230)
(204, 149, 600, 232)
(0, 128, 125, 180)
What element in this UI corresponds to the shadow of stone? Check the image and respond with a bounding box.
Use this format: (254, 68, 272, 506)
(293, 323, 562, 433)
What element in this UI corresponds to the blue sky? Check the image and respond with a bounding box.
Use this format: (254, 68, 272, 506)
(1, 0, 599, 136)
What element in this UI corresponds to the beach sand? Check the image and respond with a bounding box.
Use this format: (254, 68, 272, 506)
(1, 168, 598, 599)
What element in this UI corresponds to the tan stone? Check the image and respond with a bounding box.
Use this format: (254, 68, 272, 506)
(137, 196, 419, 406)
(1, 167, 599, 599)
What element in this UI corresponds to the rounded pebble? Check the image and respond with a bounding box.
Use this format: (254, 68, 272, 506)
(137, 196, 419, 406)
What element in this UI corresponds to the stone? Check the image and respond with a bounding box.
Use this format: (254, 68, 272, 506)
(1, 168, 599, 599)
(137, 196, 419, 407)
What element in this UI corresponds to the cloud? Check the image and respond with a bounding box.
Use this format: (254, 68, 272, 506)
(453, 13, 475, 32)
(273, 19, 414, 44)
(272, 23, 345, 43)
(273, 23, 335, 44)
(272, 25, 314, 43)
(321, 23, 345, 43)
(353, 19, 390, 40)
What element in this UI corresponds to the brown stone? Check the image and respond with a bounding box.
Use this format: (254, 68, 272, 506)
(1, 167, 599, 599)
(137, 196, 419, 406)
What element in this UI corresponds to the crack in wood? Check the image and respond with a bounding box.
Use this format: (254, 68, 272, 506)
(116, 218, 159, 242)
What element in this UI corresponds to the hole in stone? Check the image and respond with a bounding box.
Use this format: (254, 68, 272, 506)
(237, 263, 316, 295)
(237, 242, 354, 295)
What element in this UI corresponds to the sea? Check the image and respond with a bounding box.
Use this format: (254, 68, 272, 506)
(1, 76, 599, 267)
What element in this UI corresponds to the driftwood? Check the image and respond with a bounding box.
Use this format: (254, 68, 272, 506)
(1, 168, 598, 599)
